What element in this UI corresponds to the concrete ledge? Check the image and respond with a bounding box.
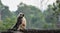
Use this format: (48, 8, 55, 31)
(1, 29, 60, 33)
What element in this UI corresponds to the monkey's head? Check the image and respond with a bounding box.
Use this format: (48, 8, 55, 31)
(19, 13, 24, 18)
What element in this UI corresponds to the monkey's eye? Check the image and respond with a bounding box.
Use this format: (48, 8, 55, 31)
(20, 14, 22, 15)
(23, 14, 24, 16)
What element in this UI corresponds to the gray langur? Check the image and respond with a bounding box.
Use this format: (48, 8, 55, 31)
(13, 13, 26, 31)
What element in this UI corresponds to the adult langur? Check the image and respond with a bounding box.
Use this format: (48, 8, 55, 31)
(13, 12, 26, 31)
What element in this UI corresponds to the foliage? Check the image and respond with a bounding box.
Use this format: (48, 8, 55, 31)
(15, 3, 46, 28)
(0, 0, 60, 31)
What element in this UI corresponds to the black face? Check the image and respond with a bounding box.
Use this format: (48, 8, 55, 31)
(19, 13, 24, 18)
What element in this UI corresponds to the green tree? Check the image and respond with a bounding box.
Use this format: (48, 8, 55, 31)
(52, 0, 60, 28)
(43, 0, 60, 28)
(15, 3, 46, 29)
(1, 6, 13, 20)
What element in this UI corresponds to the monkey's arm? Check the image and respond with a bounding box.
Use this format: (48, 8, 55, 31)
(13, 18, 22, 30)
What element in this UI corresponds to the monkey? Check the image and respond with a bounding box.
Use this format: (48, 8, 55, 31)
(13, 12, 26, 31)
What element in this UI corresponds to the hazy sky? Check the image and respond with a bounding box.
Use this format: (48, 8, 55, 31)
(1, 0, 56, 12)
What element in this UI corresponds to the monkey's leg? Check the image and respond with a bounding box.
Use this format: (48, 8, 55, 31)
(17, 24, 26, 31)
(21, 24, 26, 30)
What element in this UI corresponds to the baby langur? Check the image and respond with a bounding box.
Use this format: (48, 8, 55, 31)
(13, 13, 26, 31)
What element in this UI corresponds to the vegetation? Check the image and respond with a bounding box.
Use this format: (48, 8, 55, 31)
(0, 0, 60, 31)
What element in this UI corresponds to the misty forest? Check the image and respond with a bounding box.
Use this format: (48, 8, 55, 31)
(0, 0, 60, 31)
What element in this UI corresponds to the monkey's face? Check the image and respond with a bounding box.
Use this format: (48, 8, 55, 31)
(19, 13, 24, 18)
